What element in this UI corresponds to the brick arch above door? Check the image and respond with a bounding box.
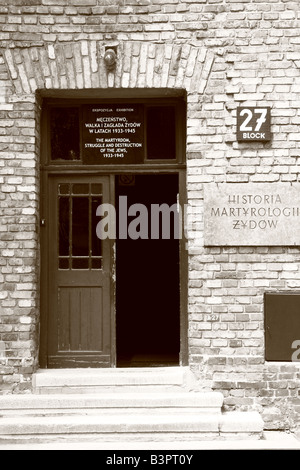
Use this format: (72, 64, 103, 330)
(2, 41, 214, 95)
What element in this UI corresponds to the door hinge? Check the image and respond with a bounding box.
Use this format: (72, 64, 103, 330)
(40, 219, 46, 227)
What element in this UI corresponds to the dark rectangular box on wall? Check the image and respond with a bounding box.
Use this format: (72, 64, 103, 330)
(265, 293, 300, 361)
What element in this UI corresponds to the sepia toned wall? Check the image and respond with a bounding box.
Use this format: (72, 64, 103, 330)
(0, 0, 300, 432)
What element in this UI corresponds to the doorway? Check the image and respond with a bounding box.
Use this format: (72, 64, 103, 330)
(40, 96, 187, 369)
(116, 174, 180, 367)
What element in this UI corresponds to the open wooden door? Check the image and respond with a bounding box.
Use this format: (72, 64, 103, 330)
(46, 176, 112, 368)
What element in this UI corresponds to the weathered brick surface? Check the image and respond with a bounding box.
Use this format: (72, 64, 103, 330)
(0, 0, 300, 431)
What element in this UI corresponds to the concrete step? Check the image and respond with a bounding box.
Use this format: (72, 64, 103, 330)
(1, 432, 298, 450)
(33, 367, 193, 394)
(0, 411, 264, 444)
(0, 367, 264, 443)
(0, 391, 224, 417)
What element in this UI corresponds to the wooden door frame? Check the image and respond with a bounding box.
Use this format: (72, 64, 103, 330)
(39, 94, 188, 368)
(39, 172, 116, 368)
(39, 168, 188, 368)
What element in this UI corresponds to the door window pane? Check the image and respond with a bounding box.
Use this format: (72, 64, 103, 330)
(58, 183, 103, 270)
(59, 197, 70, 257)
(72, 184, 89, 195)
(51, 107, 80, 161)
(59, 184, 70, 195)
(72, 258, 89, 270)
(91, 184, 102, 195)
(146, 106, 176, 160)
(59, 258, 69, 270)
(91, 259, 102, 269)
(72, 197, 89, 256)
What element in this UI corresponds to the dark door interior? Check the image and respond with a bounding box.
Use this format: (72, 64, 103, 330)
(116, 174, 180, 367)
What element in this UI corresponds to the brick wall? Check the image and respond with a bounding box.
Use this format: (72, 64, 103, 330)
(0, 0, 299, 431)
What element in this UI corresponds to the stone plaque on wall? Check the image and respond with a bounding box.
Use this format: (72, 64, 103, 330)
(204, 183, 300, 246)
